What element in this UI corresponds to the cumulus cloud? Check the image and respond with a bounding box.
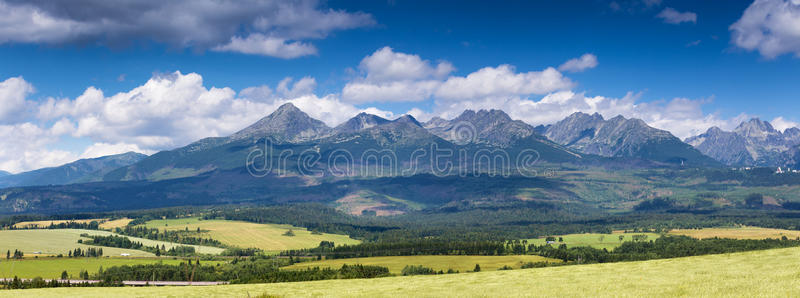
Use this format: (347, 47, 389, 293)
(558, 53, 599, 73)
(358, 46, 454, 82)
(0, 122, 77, 173)
(212, 34, 317, 58)
(0, 71, 395, 172)
(0, 76, 35, 123)
(342, 47, 573, 103)
(771, 116, 800, 132)
(656, 7, 697, 24)
(435, 65, 573, 100)
(730, 0, 800, 59)
(0, 0, 374, 58)
(79, 143, 153, 159)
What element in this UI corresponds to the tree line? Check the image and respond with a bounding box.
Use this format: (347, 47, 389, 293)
(113, 226, 223, 248)
(81, 234, 197, 256)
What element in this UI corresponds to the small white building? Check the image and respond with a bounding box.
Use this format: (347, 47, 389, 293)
(120, 253, 131, 256)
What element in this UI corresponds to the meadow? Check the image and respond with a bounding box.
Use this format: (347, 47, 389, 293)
(525, 231, 661, 250)
(284, 255, 558, 274)
(7, 245, 800, 297)
(0, 258, 185, 279)
(668, 226, 800, 240)
(139, 217, 360, 252)
(0, 229, 224, 257)
(12, 219, 105, 229)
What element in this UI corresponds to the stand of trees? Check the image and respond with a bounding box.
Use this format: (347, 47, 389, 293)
(94, 259, 389, 284)
(0, 277, 121, 289)
(281, 240, 509, 258)
(68, 247, 103, 258)
(5, 249, 23, 259)
(114, 226, 223, 248)
(81, 234, 197, 256)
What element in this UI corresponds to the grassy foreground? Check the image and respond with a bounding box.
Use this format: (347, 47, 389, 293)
(140, 217, 360, 252)
(284, 255, 557, 274)
(6, 246, 800, 297)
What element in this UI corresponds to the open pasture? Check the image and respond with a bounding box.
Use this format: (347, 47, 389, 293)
(139, 217, 360, 252)
(668, 226, 800, 240)
(0, 229, 224, 257)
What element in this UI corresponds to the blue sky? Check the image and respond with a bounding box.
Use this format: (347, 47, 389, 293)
(0, 0, 799, 172)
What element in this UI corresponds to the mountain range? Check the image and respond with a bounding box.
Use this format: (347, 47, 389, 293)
(686, 118, 800, 167)
(0, 152, 147, 188)
(3, 103, 798, 215)
(542, 112, 719, 166)
(6, 104, 798, 190)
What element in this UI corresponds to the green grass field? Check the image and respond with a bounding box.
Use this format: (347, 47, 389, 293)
(7, 246, 800, 297)
(284, 255, 558, 273)
(0, 258, 186, 279)
(525, 232, 662, 250)
(140, 217, 360, 252)
(0, 229, 224, 257)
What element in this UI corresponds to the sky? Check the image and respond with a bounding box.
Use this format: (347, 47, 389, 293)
(1, 0, 799, 173)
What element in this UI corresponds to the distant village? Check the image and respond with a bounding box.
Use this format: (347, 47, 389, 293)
(730, 167, 799, 174)
(775, 167, 799, 174)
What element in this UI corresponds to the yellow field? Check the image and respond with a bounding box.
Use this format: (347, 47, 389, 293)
(98, 218, 133, 230)
(12, 219, 106, 229)
(0, 229, 224, 257)
(669, 226, 800, 240)
(7, 246, 800, 297)
(284, 255, 558, 273)
(141, 217, 360, 252)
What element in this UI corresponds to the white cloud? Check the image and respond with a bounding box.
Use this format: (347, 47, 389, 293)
(558, 53, 599, 73)
(277, 77, 317, 98)
(0, 71, 396, 172)
(730, 0, 800, 59)
(0, 0, 374, 58)
(656, 7, 697, 24)
(212, 34, 317, 58)
(771, 116, 799, 132)
(435, 65, 573, 100)
(0, 76, 35, 123)
(0, 122, 77, 173)
(343, 47, 573, 103)
(80, 143, 153, 159)
(358, 46, 454, 82)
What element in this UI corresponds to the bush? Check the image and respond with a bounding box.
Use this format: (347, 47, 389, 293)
(401, 265, 436, 276)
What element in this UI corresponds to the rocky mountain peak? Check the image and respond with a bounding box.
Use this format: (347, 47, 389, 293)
(393, 115, 422, 127)
(333, 112, 390, 134)
(229, 102, 330, 142)
(734, 118, 778, 139)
